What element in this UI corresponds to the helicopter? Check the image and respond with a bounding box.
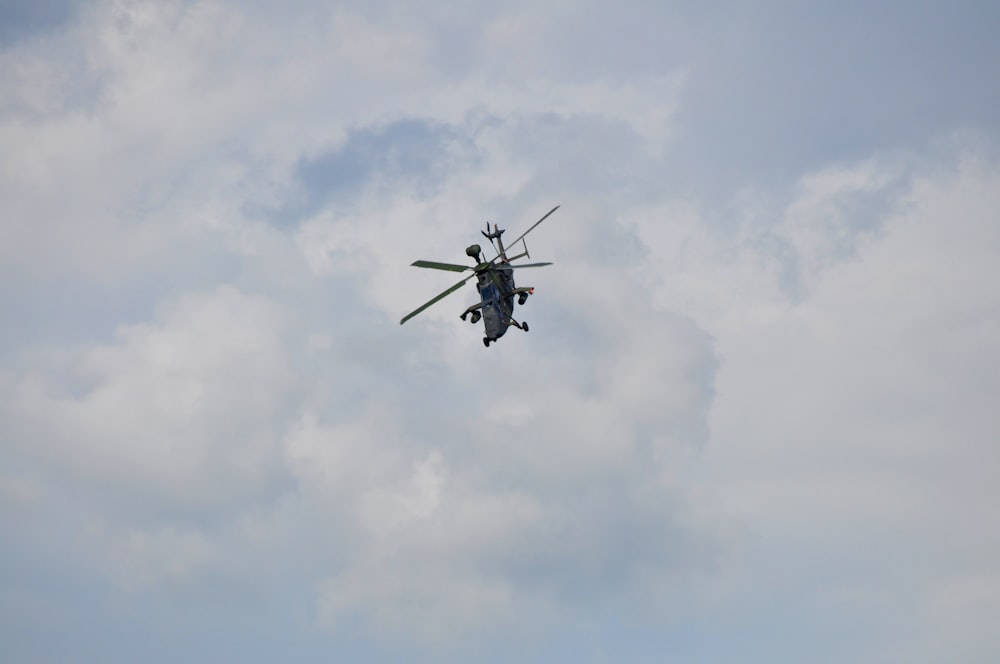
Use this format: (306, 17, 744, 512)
(400, 205, 559, 347)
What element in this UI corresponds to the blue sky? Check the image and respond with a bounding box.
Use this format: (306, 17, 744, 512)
(2, 1, 999, 662)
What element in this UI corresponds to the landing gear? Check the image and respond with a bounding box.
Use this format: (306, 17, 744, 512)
(506, 319, 530, 332)
(518, 293, 528, 305)
(483, 337, 491, 347)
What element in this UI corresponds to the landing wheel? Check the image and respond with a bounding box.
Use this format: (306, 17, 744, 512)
(522, 322, 529, 332)
(483, 337, 491, 347)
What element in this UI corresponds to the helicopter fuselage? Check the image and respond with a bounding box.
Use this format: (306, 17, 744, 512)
(476, 265, 517, 342)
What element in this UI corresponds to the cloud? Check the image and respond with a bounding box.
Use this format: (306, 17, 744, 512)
(3, 1, 1000, 662)
(277, 225, 721, 646)
(0, 0, 78, 47)
(694, 153, 1000, 662)
(2, 192, 722, 657)
(2, 285, 299, 520)
(666, 3, 1000, 192)
(274, 118, 474, 225)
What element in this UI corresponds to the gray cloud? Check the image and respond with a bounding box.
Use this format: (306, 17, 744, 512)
(0, 0, 78, 46)
(273, 119, 474, 226)
(2, 1, 1000, 662)
(663, 3, 1000, 196)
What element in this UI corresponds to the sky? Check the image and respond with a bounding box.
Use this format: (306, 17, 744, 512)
(2, 1, 999, 662)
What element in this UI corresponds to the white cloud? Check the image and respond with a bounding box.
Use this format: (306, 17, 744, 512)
(695, 153, 1000, 661)
(105, 525, 222, 591)
(3, 1, 1000, 661)
(3, 285, 298, 516)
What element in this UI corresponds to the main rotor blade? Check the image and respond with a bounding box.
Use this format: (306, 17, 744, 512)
(400, 274, 475, 325)
(494, 262, 552, 270)
(411, 260, 472, 273)
(507, 205, 560, 249)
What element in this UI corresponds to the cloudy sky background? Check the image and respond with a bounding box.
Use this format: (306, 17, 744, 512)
(2, 1, 999, 661)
